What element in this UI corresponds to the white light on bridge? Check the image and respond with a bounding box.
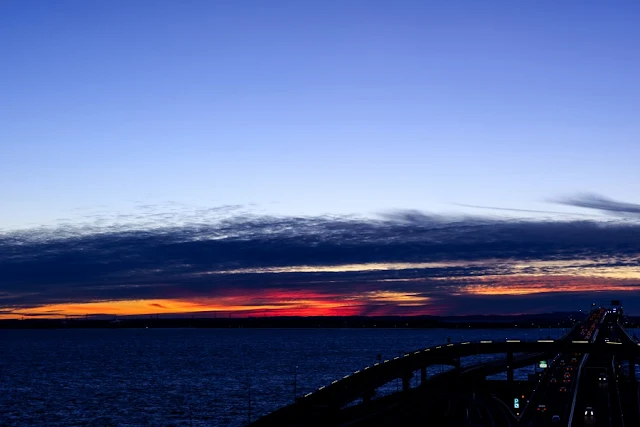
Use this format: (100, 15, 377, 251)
(506, 340, 521, 343)
(343, 375, 350, 379)
(572, 340, 589, 343)
(537, 340, 554, 343)
(305, 393, 313, 397)
(414, 351, 420, 354)
(319, 386, 325, 390)
(354, 370, 360, 374)
(480, 340, 492, 344)
(332, 380, 338, 384)
(462, 342, 471, 344)
(606, 341, 622, 345)
(436, 346, 442, 349)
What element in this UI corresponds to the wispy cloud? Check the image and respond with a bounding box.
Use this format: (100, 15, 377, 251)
(552, 193, 640, 216)
(453, 203, 593, 217)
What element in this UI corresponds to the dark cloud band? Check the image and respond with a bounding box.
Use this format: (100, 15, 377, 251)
(1, 202, 640, 314)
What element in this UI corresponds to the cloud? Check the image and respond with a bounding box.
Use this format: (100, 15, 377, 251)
(150, 303, 167, 309)
(1, 203, 640, 315)
(553, 193, 640, 216)
(452, 203, 593, 217)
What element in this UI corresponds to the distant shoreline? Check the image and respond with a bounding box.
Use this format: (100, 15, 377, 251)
(3, 312, 634, 329)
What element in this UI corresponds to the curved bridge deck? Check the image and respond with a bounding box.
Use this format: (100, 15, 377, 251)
(252, 342, 638, 425)
(251, 310, 633, 426)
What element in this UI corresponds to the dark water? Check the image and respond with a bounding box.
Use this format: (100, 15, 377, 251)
(0, 327, 566, 426)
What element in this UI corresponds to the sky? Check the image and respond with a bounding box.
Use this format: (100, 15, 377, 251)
(1, 1, 639, 318)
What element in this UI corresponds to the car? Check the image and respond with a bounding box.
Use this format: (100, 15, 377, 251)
(559, 386, 567, 392)
(599, 373, 608, 381)
(550, 378, 557, 383)
(564, 372, 571, 379)
(585, 406, 594, 416)
(537, 404, 547, 412)
(552, 415, 561, 423)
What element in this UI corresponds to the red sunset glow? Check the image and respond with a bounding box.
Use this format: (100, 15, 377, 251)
(3, 271, 639, 319)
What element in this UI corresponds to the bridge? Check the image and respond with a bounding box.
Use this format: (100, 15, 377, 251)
(250, 307, 640, 426)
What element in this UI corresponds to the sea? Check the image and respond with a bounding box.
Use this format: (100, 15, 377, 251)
(0, 327, 589, 426)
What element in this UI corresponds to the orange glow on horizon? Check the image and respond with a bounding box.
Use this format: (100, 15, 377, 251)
(0, 289, 436, 319)
(3, 255, 640, 319)
(3, 273, 640, 319)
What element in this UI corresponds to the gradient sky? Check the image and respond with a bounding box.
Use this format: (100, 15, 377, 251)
(1, 1, 639, 318)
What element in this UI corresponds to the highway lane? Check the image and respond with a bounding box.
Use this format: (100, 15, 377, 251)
(522, 308, 606, 426)
(569, 309, 624, 427)
(525, 353, 582, 426)
(613, 321, 638, 426)
(570, 353, 612, 427)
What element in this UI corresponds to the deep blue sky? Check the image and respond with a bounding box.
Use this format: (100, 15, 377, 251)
(2, 1, 640, 317)
(1, 0, 639, 229)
